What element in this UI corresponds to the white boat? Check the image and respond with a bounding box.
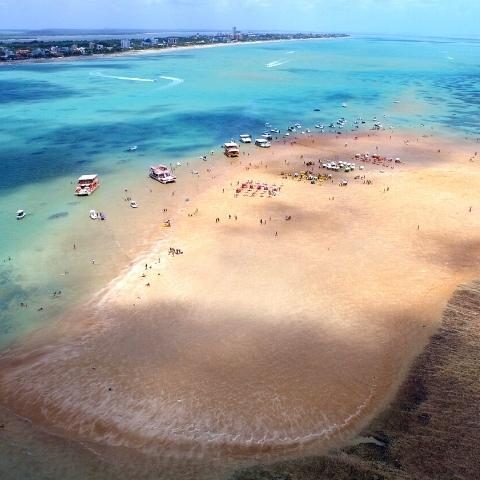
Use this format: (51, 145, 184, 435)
(89, 209, 98, 220)
(261, 133, 273, 141)
(16, 209, 25, 220)
(255, 138, 271, 148)
(127, 145, 138, 152)
(75, 174, 100, 196)
(149, 165, 176, 184)
(224, 142, 240, 157)
(270, 128, 280, 134)
(130, 200, 139, 208)
(239, 134, 252, 144)
(342, 103, 347, 108)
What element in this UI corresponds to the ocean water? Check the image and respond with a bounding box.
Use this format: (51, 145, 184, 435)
(1, 35, 479, 348)
(0, 35, 479, 478)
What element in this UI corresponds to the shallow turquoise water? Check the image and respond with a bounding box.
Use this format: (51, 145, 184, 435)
(0, 35, 479, 348)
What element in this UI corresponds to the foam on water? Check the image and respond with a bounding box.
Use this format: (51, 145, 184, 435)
(158, 75, 185, 89)
(265, 59, 290, 68)
(91, 71, 157, 82)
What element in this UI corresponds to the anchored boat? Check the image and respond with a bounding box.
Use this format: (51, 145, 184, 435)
(75, 174, 100, 196)
(149, 165, 176, 184)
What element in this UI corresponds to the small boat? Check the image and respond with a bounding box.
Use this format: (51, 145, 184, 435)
(239, 134, 252, 144)
(270, 128, 280, 134)
(89, 209, 98, 220)
(255, 138, 271, 148)
(99, 212, 106, 220)
(16, 209, 25, 220)
(126, 145, 138, 152)
(162, 220, 171, 228)
(342, 103, 347, 108)
(130, 201, 138, 208)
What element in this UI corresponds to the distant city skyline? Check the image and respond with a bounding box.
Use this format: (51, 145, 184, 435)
(0, 0, 479, 37)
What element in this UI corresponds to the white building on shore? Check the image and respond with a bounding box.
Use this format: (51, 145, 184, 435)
(121, 39, 131, 49)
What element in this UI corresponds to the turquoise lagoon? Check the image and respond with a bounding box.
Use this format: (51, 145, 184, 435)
(0, 35, 479, 348)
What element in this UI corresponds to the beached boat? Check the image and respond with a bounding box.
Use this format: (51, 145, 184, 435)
(149, 165, 176, 184)
(89, 209, 97, 220)
(239, 134, 252, 144)
(75, 174, 100, 196)
(255, 138, 271, 148)
(261, 133, 273, 141)
(224, 142, 240, 157)
(130, 200, 138, 208)
(16, 209, 25, 220)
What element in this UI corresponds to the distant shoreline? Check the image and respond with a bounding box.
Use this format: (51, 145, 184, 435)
(0, 35, 349, 67)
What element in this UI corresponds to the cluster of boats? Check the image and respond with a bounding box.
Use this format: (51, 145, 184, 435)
(321, 161, 364, 172)
(69, 164, 176, 221)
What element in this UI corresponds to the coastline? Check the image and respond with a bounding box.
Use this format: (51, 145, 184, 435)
(0, 36, 348, 67)
(1, 128, 480, 478)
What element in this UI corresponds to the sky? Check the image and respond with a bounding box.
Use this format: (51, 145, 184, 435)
(0, 0, 479, 37)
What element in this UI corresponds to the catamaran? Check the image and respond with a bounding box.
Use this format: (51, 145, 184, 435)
(149, 165, 176, 184)
(224, 142, 240, 157)
(75, 175, 100, 196)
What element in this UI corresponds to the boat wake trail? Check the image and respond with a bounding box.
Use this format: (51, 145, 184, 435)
(91, 72, 156, 82)
(158, 75, 185, 89)
(265, 60, 290, 68)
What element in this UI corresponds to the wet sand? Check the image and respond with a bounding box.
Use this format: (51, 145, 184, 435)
(1, 130, 480, 476)
(231, 279, 480, 480)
